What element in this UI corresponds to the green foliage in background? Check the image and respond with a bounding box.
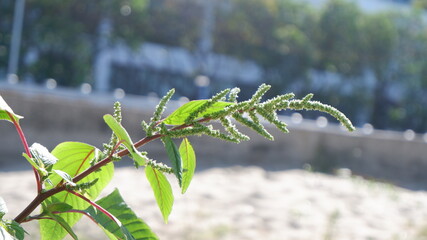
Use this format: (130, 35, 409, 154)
(0, 84, 354, 239)
(1, 0, 427, 131)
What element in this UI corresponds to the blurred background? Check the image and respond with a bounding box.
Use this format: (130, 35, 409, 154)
(3, 0, 427, 239)
(2, 0, 427, 131)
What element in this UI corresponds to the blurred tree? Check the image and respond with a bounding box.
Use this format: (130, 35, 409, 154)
(360, 13, 398, 129)
(413, 0, 427, 9)
(0, 1, 15, 77)
(18, 0, 150, 86)
(315, 0, 365, 76)
(214, 0, 316, 96)
(3, 0, 427, 131)
(141, 0, 202, 50)
(12, 0, 205, 86)
(385, 13, 427, 131)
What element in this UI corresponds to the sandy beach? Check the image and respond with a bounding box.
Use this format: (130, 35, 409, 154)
(1, 166, 427, 240)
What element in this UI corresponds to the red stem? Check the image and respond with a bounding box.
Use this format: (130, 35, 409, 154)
(65, 210, 98, 224)
(7, 112, 42, 193)
(66, 190, 119, 224)
(14, 186, 65, 223)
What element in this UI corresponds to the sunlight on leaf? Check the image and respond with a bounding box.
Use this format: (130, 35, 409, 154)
(85, 189, 158, 240)
(0, 95, 23, 123)
(30, 143, 58, 167)
(47, 214, 78, 240)
(53, 170, 76, 186)
(45, 202, 73, 213)
(145, 166, 174, 223)
(22, 153, 48, 177)
(179, 138, 196, 194)
(40, 142, 114, 240)
(104, 114, 147, 167)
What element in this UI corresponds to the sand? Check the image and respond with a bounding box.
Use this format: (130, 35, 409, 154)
(1, 166, 427, 240)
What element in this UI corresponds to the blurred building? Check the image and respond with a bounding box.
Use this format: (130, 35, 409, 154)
(94, 42, 263, 100)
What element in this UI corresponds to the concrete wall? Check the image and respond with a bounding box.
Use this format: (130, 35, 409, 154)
(1, 85, 427, 189)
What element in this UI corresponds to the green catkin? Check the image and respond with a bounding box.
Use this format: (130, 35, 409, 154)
(220, 117, 250, 141)
(248, 110, 260, 125)
(66, 179, 99, 191)
(146, 159, 174, 174)
(152, 89, 175, 122)
(146, 89, 175, 136)
(113, 102, 122, 123)
(110, 155, 122, 162)
(228, 87, 241, 102)
(256, 107, 289, 133)
(233, 113, 274, 140)
(109, 102, 123, 146)
(260, 93, 295, 110)
(205, 130, 240, 143)
(206, 100, 251, 119)
(288, 100, 355, 132)
(103, 102, 124, 163)
(159, 123, 169, 135)
(301, 93, 314, 103)
(184, 88, 231, 123)
(141, 120, 149, 132)
(166, 126, 207, 138)
(90, 150, 107, 167)
(192, 122, 240, 143)
(275, 101, 290, 111)
(249, 83, 271, 104)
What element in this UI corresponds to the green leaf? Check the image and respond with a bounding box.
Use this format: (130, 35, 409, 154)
(22, 153, 49, 177)
(46, 202, 73, 213)
(179, 138, 196, 194)
(0, 224, 14, 240)
(0, 220, 26, 240)
(145, 166, 174, 223)
(40, 142, 114, 240)
(85, 189, 158, 240)
(53, 170, 76, 186)
(0, 95, 23, 123)
(0, 197, 7, 219)
(47, 214, 79, 240)
(162, 136, 182, 186)
(103, 114, 147, 167)
(163, 100, 233, 125)
(7, 221, 26, 240)
(30, 143, 58, 167)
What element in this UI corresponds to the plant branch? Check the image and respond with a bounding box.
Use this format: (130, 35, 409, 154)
(14, 186, 65, 223)
(13, 132, 164, 223)
(12, 99, 296, 224)
(66, 190, 119, 224)
(15, 98, 337, 224)
(22, 216, 53, 222)
(59, 210, 98, 225)
(72, 117, 210, 183)
(7, 112, 42, 193)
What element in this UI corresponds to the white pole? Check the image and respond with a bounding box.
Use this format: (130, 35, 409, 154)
(199, 0, 214, 56)
(7, 0, 26, 82)
(94, 18, 112, 92)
